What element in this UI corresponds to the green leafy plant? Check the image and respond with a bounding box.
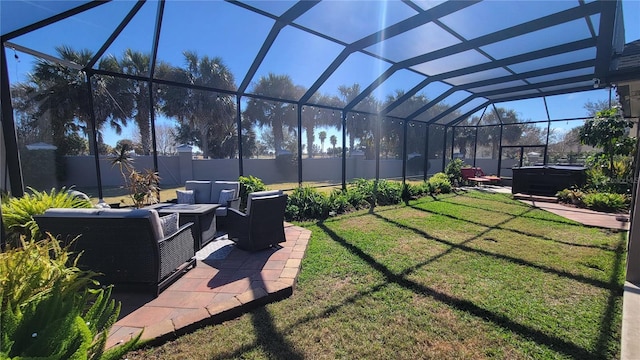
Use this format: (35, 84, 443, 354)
(0, 236, 139, 360)
(556, 188, 585, 206)
(348, 179, 403, 207)
(327, 189, 354, 215)
(445, 159, 466, 186)
(238, 175, 267, 211)
(579, 107, 636, 178)
(285, 186, 329, 221)
(427, 172, 452, 194)
(343, 185, 370, 210)
(110, 144, 160, 208)
(584, 154, 633, 194)
(582, 192, 629, 213)
(1, 187, 92, 245)
(374, 180, 403, 206)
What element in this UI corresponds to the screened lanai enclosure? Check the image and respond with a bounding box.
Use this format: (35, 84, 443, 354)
(1, 0, 639, 199)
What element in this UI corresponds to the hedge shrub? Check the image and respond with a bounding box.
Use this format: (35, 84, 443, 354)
(427, 173, 452, 194)
(582, 192, 629, 213)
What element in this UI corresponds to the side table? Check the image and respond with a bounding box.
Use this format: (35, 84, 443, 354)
(148, 203, 220, 250)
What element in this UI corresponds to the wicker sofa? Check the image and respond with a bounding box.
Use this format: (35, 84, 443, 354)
(34, 208, 196, 295)
(182, 180, 241, 230)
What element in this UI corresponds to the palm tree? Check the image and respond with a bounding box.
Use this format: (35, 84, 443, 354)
(329, 134, 337, 156)
(11, 46, 129, 156)
(243, 74, 299, 155)
(318, 131, 327, 157)
(162, 51, 237, 158)
(338, 84, 378, 157)
(302, 93, 342, 159)
(120, 49, 153, 155)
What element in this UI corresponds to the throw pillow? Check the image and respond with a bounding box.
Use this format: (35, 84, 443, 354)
(177, 189, 195, 204)
(159, 213, 179, 238)
(218, 189, 236, 206)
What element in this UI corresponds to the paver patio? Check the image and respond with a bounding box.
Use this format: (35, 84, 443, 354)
(105, 222, 310, 350)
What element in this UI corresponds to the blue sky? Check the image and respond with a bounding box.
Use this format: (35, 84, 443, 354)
(3, 0, 640, 148)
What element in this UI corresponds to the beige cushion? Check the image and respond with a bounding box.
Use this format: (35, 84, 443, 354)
(176, 189, 195, 204)
(211, 181, 240, 203)
(159, 213, 179, 238)
(218, 189, 236, 205)
(98, 208, 163, 241)
(185, 180, 212, 203)
(43, 208, 101, 217)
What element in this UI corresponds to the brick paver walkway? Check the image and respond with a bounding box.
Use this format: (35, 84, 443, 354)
(105, 223, 310, 349)
(518, 198, 630, 231)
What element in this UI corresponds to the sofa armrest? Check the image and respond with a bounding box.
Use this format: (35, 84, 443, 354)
(226, 208, 249, 240)
(158, 222, 195, 280)
(228, 197, 241, 210)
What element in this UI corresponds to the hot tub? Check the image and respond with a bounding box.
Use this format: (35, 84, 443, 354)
(511, 165, 586, 196)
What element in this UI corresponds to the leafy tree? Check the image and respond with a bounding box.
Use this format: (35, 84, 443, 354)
(579, 107, 636, 176)
(383, 91, 449, 159)
(63, 133, 89, 155)
(115, 139, 142, 155)
(259, 127, 298, 155)
(474, 108, 523, 159)
(244, 74, 299, 155)
(584, 99, 611, 117)
(451, 123, 475, 158)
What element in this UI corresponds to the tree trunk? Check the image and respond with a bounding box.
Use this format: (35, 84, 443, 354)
(200, 129, 210, 158)
(273, 119, 284, 155)
(306, 126, 314, 158)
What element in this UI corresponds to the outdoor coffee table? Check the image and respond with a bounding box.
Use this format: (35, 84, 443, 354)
(149, 203, 220, 250)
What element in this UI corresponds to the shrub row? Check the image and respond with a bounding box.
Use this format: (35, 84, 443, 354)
(556, 188, 630, 213)
(283, 174, 452, 221)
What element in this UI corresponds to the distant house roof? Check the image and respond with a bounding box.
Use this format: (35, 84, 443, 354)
(26, 142, 57, 150)
(617, 40, 640, 70)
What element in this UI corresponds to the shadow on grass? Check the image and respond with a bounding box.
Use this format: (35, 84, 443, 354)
(210, 305, 304, 360)
(437, 194, 586, 227)
(318, 208, 623, 359)
(314, 221, 600, 359)
(594, 233, 626, 358)
(393, 205, 620, 291)
(410, 196, 621, 252)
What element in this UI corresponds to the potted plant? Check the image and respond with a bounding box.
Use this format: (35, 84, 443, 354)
(111, 144, 160, 208)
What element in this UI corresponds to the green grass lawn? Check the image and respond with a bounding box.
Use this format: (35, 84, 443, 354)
(125, 190, 625, 359)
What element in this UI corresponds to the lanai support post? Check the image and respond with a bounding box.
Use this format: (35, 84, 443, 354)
(442, 126, 448, 172)
(0, 46, 23, 197)
(237, 96, 243, 176)
(342, 111, 347, 190)
(543, 97, 551, 165)
(297, 104, 303, 187)
(402, 119, 408, 185)
(423, 124, 429, 181)
(85, 73, 103, 201)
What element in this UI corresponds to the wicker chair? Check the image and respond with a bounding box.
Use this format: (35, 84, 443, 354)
(227, 191, 288, 251)
(34, 208, 196, 296)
